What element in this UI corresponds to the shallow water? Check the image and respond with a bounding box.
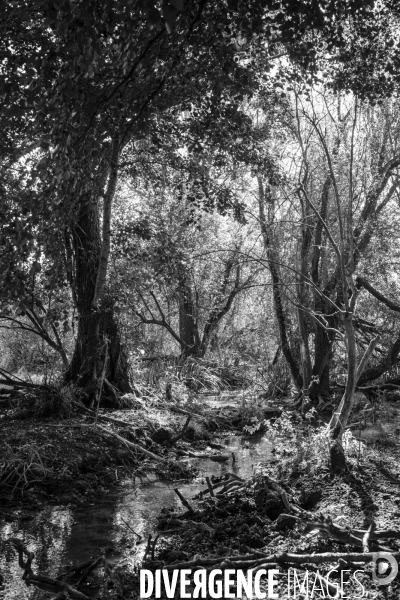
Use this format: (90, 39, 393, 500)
(0, 429, 272, 599)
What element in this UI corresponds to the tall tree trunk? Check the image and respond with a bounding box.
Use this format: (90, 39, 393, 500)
(308, 307, 337, 402)
(65, 198, 131, 399)
(178, 270, 201, 358)
(257, 175, 303, 389)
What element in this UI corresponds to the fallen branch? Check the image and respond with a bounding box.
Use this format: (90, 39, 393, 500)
(166, 552, 269, 570)
(73, 402, 144, 432)
(119, 516, 143, 542)
(169, 405, 207, 420)
(10, 538, 93, 599)
(302, 518, 396, 550)
(144, 534, 159, 561)
(280, 491, 293, 513)
(206, 477, 214, 497)
(174, 488, 195, 514)
(363, 522, 375, 553)
(95, 425, 168, 464)
(166, 549, 400, 572)
(169, 415, 191, 444)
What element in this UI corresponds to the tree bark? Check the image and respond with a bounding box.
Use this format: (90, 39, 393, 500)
(92, 139, 120, 309)
(328, 314, 357, 475)
(257, 175, 303, 390)
(65, 198, 131, 399)
(178, 268, 201, 358)
(358, 331, 400, 385)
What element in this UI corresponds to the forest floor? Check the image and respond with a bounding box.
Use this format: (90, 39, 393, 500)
(2, 391, 400, 599)
(0, 388, 274, 517)
(121, 399, 400, 600)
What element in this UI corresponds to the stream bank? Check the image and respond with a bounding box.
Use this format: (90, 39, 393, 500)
(0, 391, 278, 599)
(3, 396, 400, 600)
(0, 431, 273, 599)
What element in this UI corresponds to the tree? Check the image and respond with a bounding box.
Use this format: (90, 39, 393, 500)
(1, 0, 398, 403)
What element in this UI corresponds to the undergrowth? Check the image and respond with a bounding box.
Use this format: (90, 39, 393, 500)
(262, 411, 368, 479)
(14, 383, 77, 419)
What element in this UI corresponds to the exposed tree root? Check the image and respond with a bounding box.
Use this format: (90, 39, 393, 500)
(10, 538, 99, 599)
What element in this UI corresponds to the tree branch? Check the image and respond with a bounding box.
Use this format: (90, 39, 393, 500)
(356, 276, 400, 312)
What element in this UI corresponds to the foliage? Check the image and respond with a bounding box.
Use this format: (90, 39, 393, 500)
(265, 411, 331, 477)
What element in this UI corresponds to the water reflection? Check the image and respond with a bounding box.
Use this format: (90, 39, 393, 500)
(0, 432, 272, 599)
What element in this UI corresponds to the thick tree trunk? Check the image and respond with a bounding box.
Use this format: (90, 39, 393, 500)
(65, 198, 131, 399)
(308, 318, 336, 402)
(178, 272, 201, 359)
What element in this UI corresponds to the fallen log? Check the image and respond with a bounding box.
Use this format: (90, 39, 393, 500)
(166, 549, 400, 571)
(10, 538, 93, 600)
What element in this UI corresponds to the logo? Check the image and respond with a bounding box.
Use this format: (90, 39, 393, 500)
(372, 552, 398, 585)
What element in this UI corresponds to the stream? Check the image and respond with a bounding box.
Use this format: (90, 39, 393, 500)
(0, 430, 272, 599)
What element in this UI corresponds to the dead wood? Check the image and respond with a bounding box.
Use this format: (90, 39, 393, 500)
(94, 425, 168, 464)
(169, 405, 207, 420)
(76, 556, 103, 588)
(166, 550, 400, 572)
(216, 480, 245, 495)
(363, 522, 375, 552)
(169, 415, 191, 444)
(206, 476, 214, 497)
(144, 534, 159, 561)
(174, 488, 195, 514)
(166, 552, 269, 570)
(157, 517, 213, 536)
(302, 518, 396, 551)
(198, 472, 245, 497)
(73, 402, 144, 432)
(280, 490, 293, 513)
(10, 538, 93, 600)
(119, 516, 143, 542)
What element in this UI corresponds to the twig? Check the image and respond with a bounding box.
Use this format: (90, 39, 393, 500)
(167, 549, 400, 572)
(143, 534, 159, 561)
(169, 415, 191, 444)
(169, 405, 207, 420)
(95, 425, 168, 464)
(174, 488, 195, 514)
(119, 517, 143, 542)
(206, 477, 214, 497)
(280, 491, 293, 513)
(363, 522, 376, 553)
